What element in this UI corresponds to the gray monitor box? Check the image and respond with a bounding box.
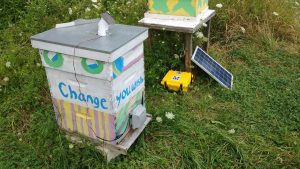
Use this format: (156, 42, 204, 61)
(130, 105, 147, 129)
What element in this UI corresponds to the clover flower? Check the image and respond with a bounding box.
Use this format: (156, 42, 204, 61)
(91, 0, 97, 3)
(5, 61, 11, 68)
(202, 22, 208, 27)
(273, 12, 279, 16)
(228, 129, 236, 134)
(156, 117, 162, 123)
(92, 4, 100, 9)
(240, 26, 246, 34)
(3, 77, 9, 82)
(68, 8, 73, 15)
(196, 32, 204, 39)
(69, 144, 74, 149)
(85, 7, 91, 12)
(216, 3, 223, 8)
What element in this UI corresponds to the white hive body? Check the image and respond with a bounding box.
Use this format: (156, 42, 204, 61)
(31, 18, 149, 145)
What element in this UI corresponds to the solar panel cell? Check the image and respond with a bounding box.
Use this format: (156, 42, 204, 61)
(192, 47, 233, 89)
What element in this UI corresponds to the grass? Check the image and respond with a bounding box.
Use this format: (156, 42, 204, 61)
(0, 0, 300, 168)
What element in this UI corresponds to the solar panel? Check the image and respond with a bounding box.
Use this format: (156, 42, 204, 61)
(192, 47, 233, 89)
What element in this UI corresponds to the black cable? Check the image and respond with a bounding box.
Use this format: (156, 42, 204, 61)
(72, 37, 130, 143)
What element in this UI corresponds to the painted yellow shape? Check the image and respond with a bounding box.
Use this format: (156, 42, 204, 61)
(88, 108, 96, 139)
(148, 0, 209, 17)
(53, 98, 116, 140)
(104, 112, 110, 140)
(63, 101, 73, 131)
(167, 0, 179, 10)
(98, 111, 104, 139)
(81, 107, 89, 137)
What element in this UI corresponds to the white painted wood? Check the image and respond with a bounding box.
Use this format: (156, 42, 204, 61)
(45, 59, 145, 113)
(39, 44, 144, 81)
(110, 31, 148, 62)
(118, 114, 152, 150)
(139, 9, 216, 33)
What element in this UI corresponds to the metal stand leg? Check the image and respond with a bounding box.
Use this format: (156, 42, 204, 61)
(184, 33, 193, 72)
(202, 20, 211, 53)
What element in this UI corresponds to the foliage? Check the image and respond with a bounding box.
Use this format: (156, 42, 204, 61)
(0, 0, 299, 168)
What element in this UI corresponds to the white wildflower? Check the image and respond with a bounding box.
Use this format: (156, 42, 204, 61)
(228, 129, 236, 134)
(216, 3, 223, 8)
(3, 77, 9, 82)
(165, 112, 175, 120)
(92, 4, 100, 9)
(69, 144, 74, 149)
(36, 63, 41, 67)
(91, 0, 97, 3)
(85, 7, 91, 12)
(196, 32, 204, 39)
(273, 12, 279, 16)
(68, 8, 73, 15)
(19, 138, 22, 141)
(156, 117, 162, 123)
(5, 61, 11, 68)
(202, 22, 207, 27)
(174, 54, 180, 59)
(240, 26, 246, 34)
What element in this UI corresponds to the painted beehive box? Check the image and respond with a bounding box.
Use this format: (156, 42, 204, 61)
(31, 19, 148, 144)
(148, 0, 209, 17)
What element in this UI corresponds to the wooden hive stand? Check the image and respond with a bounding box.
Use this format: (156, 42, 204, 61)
(139, 9, 216, 72)
(65, 114, 152, 162)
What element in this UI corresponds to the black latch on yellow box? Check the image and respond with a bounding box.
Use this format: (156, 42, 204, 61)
(161, 70, 193, 92)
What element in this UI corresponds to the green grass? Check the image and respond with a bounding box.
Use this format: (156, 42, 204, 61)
(0, 0, 299, 168)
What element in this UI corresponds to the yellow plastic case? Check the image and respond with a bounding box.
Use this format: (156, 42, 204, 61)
(161, 70, 193, 92)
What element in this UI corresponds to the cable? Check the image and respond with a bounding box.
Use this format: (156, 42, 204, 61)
(72, 37, 130, 143)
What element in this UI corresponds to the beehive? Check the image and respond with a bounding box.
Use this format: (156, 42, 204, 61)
(31, 19, 148, 144)
(148, 0, 209, 17)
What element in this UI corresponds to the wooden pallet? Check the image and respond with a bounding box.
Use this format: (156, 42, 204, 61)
(65, 114, 152, 162)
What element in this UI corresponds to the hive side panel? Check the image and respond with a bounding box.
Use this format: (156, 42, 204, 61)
(148, 0, 199, 17)
(52, 98, 117, 143)
(45, 68, 114, 113)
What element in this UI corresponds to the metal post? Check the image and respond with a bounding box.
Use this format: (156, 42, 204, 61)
(202, 20, 211, 53)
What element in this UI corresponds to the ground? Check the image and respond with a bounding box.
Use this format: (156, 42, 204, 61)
(0, 0, 299, 168)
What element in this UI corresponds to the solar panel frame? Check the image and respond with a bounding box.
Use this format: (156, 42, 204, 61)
(192, 46, 234, 89)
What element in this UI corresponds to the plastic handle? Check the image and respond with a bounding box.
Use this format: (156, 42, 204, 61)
(124, 72, 137, 85)
(68, 79, 87, 88)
